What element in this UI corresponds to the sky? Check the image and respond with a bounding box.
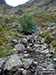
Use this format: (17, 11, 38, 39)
(5, 0, 29, 7)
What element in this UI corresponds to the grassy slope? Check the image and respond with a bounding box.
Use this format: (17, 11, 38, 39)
(0, 10, 21, 57)
(24, 0, 56, 57)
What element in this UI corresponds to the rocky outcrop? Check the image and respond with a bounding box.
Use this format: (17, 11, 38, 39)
(0, 0, 6, 4)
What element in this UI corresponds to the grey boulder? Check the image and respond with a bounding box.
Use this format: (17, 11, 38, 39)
(15, 43, 25, 52)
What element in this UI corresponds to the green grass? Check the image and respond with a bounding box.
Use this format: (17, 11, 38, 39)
(34, 11, 56, 27)
(0, 47, 14, 57)
(0, 15, 19, 57)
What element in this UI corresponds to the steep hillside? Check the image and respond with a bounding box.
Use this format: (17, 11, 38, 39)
(25, 0, 56, 12)
(0, 4, 24, 57)
(0, 0, 56, 58)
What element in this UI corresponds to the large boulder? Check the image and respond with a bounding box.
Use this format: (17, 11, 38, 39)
(4, 55, 23, 70)
(15, 43, 25, 52)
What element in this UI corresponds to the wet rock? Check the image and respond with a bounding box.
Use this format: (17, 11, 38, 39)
(15, 43, 25, 52)
(4, 55, 23, 70)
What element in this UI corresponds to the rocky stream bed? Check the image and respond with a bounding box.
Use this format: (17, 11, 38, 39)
(0, 33, 56, 75)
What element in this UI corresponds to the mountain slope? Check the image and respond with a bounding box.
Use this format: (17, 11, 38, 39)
(0, 0, 56, 57)
(25, 0, 56, 12)
(0, 0, 6, 4)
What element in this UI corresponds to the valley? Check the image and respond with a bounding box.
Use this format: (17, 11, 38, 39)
(0, 0, 56, 75)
